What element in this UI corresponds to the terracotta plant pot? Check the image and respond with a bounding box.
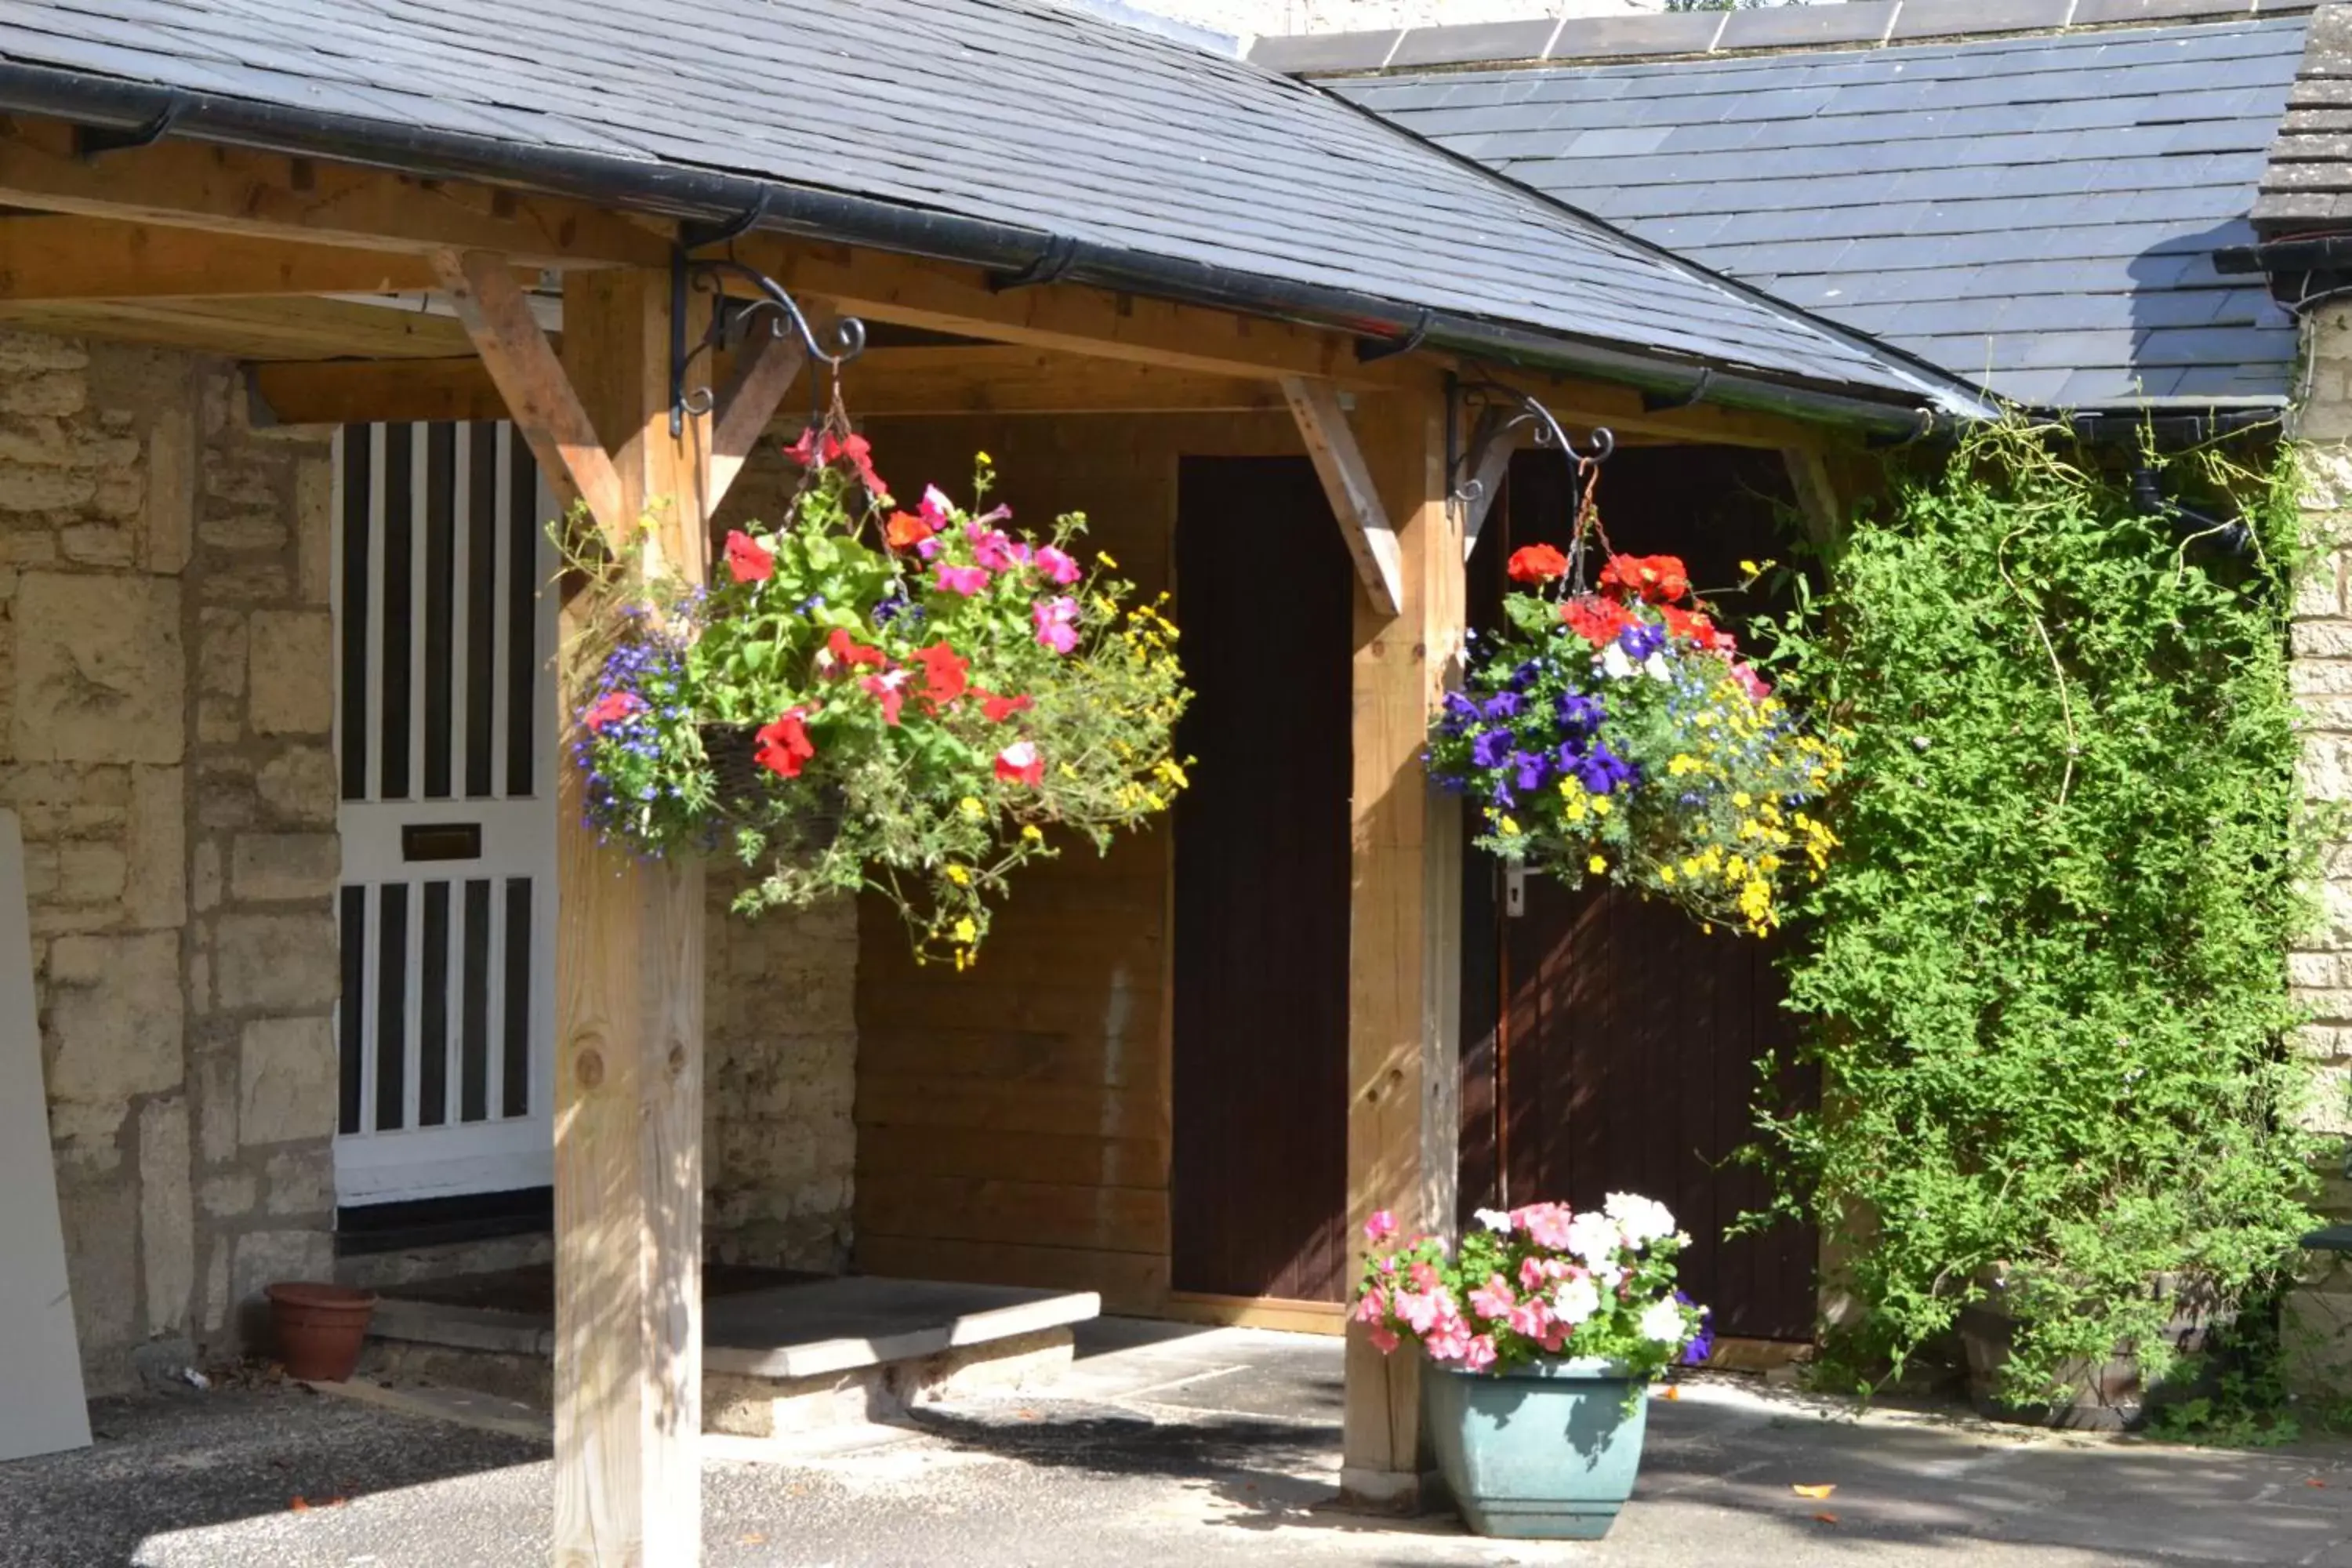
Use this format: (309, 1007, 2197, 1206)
(266, 1282, 378, 1382)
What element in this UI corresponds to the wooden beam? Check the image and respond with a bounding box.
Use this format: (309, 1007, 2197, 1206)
(429, 249, 625, 539)
(1783, 445, 1845, 548)
(0, 295, 481, 361)
(707, 321, 808, 513)
(739, 234, 1380, 385)
(1282, 376, 1403, 616)
(1480, 365, 1831, 452)
(246, 347, 1307, 426)
(0, 118, 670, 267)
(552, 267, 712, 1566)
(1340, 377, 1463, 1509)
(0, 215, 491, 299)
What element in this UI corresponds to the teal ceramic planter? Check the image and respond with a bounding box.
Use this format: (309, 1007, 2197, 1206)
(1425, 1356, 1648, 1539)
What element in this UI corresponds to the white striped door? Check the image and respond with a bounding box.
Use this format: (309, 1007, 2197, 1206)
(331, 422, 558, 1207)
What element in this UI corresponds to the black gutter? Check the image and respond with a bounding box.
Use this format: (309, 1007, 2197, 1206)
(0, 60, 1994, 439)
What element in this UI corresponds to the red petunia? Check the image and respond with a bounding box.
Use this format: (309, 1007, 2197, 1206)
(977, 690, 1034, 724)
(1660, 604, 1735, 653)
(884, 510, 935, 552)
(994, 739, 1044, 787)
(1507, 543, 1569, 585)
(582, 691, 644, 733)
(1559, 594, 1635, 647)
(824, 430, 888, 499)
(724, 529, 775, 584)
(1599, 554, 1690, 604)
(824, 626, 887, 672)
(912, 641, 969, 710)
(753, 708, 817, 779)
(783, 426, 823, 467)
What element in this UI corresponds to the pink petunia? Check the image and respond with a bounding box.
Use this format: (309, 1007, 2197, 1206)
(1461, 1334, 1499, 1374)
(935, 561, 993, 597)
(1034, 545, 1082, 586)
(1425, 1314, 1475, 1365)
(860, 670, 909, 727)
(919, 485, 955, 528)
(1519, 1256, 1550, 1293)
(1468, 1273, 1516, 1322)
(1033, 596, 1080, 655)
(1506, 1297, 1554, 1341)
(1408, 1262, 1441, 1293)
(1351, 1289, 1387, 1325)
(1515, 1203, 1576, 1250)
(1368, 1324, 1399, 1355)
(1363, 1210, 1399, 1242)
(1731, 660, 1772, 702)
(971, 527, 1019, 573)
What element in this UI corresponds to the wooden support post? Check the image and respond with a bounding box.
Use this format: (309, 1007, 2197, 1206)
(1340, 378, 1464, 1509)
(1283, 376, 1404, 616)
(551, 270, 712, 1567)
(1782, 445, 1845, 550)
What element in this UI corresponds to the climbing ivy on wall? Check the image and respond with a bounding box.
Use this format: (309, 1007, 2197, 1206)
(1752, 418, 2323, 1403)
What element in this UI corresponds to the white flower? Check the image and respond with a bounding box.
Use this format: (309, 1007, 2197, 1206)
(1474, 1207, 1512, 1234)
(1600, 644, 1635, 680)
(1639, 1298, 1689, 1345)
(1603, 1192, 1676, 1248)
(1643, 652, 1671, 681)
(1552, 1276, 1601, 1327)
(1563, 1210, 1623, 1272)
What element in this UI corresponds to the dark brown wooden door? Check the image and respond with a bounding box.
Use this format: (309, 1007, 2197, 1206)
(1463, 446, 1822, 1341)
(1170, 457, 1352, 1302)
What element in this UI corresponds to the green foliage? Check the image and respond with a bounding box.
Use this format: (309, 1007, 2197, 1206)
(1751, 417, 2323, 1405)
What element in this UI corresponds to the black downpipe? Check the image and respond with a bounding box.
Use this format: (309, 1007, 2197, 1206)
(0, 61, 1987, 439)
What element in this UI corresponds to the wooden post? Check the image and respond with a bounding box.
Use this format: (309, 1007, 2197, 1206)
(1339, 378, 1464, 1508)
(550, 268, 713, 1567)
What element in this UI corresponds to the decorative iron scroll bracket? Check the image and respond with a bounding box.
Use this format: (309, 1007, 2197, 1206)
(1449, 380, 1613, 567)
(669, 244, 868, 437)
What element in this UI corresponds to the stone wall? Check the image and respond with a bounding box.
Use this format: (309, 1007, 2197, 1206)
(2288, 300, 2352, 1385)
(9, 331, 335, 1393)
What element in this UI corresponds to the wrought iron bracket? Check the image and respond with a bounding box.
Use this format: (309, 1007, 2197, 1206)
(1451, 379, 1613, 580)
(669, 243, 867, 437)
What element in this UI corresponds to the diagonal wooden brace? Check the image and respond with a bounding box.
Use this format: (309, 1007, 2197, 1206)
(1282, 376, 1403, 617)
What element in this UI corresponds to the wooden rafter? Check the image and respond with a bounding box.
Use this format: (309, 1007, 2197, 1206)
(0, 119, 670, 267)
(1281, 376, 1403, 617)
(245, 347, 1306, 426)
(427, 248, 625, 538)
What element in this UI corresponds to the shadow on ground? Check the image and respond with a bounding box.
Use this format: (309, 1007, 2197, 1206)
(0, 1388, 546, 1568)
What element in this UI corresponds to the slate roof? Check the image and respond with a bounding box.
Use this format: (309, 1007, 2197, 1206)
(1331, 15, 2310, 409)
(0, 0, 1981, 416)
(2256, 2, 2352, 230)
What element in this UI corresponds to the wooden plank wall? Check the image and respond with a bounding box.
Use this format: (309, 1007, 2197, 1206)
(849, 412, 1301, 1314)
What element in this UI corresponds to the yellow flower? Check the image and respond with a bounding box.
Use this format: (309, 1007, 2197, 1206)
(1588, 854, 1607, 874)
(1732, 792, 1751, 809)
(975, 450, 993, 466)
(1498, 815, 1521, 836)
(959, 797, 985, 820)
(1659, 865, 1677, 885)
(953, 916, 978, 943)
(946, 865, 971, 886)
(1022, 824, 1044, 842)
(1098, 551, 1119, 569)
(1591, 795, 1611, 816)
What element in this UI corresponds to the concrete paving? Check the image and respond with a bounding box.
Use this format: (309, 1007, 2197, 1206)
(8, 1317, 2352, 1566)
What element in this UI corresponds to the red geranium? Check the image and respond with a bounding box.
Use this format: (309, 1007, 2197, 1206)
(724, 529, 775, 584)
(582, 691, 644, 733)
(753, 708, 817, 779)
(1599, 554, 1690, 604)
(912, 641, 969, 710)
(1507, 543, 1569, 585)
(1559, 595, 1635, 647)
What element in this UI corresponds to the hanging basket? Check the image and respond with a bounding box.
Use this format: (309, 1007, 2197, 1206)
(696, 721, 845, 857)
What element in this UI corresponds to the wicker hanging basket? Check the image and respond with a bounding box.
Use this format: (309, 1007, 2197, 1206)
(696, 722, 846, 858)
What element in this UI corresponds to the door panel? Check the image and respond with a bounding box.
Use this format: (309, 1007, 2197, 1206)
(1469, 446, 1822, 1341)
(1170, 457, 1352, 1302)
(332, 422, 557, 1207)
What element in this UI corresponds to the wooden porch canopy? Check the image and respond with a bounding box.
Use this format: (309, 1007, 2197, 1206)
(0, 1, 1993, 1561)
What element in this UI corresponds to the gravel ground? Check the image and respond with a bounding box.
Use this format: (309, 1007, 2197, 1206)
(8, 1320, 2352, 1567)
